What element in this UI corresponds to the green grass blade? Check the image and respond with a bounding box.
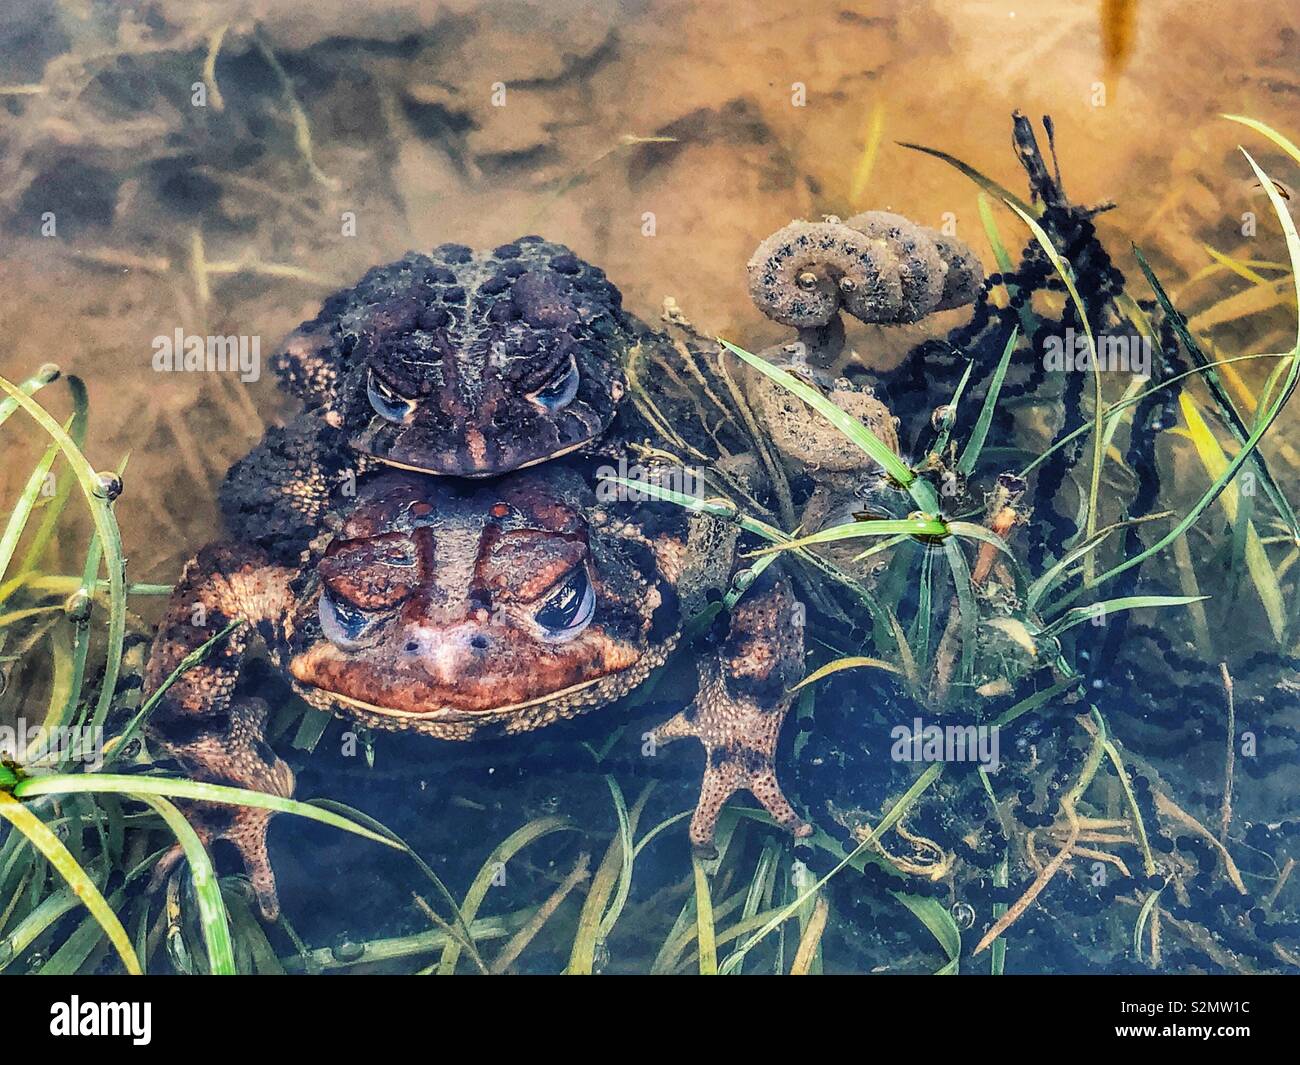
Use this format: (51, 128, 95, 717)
(1134, 244, 1300, 545)
(747, 517, 948, 557)
(1004, 202, 1105, 583)
(0, 363, 60, 431)
(608, 476, 907, 644)
(692, 855, 717, 975)
(12, 774, 402, 848)
(310, 797, 479, 963)
(944, 537, 977, 683)
(892, 892, 960, 974)
(791, 656, 903, 692)
(719, 339, 918, 490)
(978, 191, 1016, 273)
(718, 763, 944, 974)
(1133, 887, 1164, 963)
(1018, 351, 1292, 480)
(1222, 115, 1300, 167)
(0, 376, 126, 735)
(1042, 594, 1210, 638)
(931, 359, 974, 455)
(956, 327, 1019, 476)
(597, 777, 636, 940)
(0, 889, 80, 972)
(139, 795, 235, 974)
(1025, 512, 1174, 611)
(105, 621, 242, 765)
(440, 815, 572, 974)
(897, 141, 1039, 217)
(17, 375, 89, 577)
(988, 675, 1083, 730)
(0, 792, 141, 974)
(0, 436, 60, 588)
(1074, 150, 1300, 600)
(947, 520, 1028, 582)
(56, 535, 102, 761)
(1178, 392, 1285, 639)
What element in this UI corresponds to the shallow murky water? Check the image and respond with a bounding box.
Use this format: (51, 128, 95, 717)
(1, 0, 1298, 974)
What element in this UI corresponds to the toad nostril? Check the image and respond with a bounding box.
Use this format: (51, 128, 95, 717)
(469, 634, 489, 650)
(404, 640, 420, 653)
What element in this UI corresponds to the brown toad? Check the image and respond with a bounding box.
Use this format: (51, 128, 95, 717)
(146, 220, 983, 916)
(145, 464, 808, 918)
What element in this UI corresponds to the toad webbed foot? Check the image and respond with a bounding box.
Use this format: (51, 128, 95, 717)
(144, 543, 298, 919)
(651, 573, 811, 857)
(150, 698, 293, 920)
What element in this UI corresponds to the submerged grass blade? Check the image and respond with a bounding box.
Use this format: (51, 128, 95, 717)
(1042, 594, 1210, 638)
(1025, 513, 1174, 611)
(17, 375, 88, 577)
(747, 517, 947, 557)
(444, 815, 573, 975)
(788, 893, 829, 975)
(791, 656, 903, 692)
(0, 792, 141, 974)
(0, 363, 60, 430)
(105, 621, 242, 764)
(597, 777, 635, 941)
(1070, 150, 1300, 601)
(1135, 244, 1300, 545)
(692, 855, 717, 975)
(898, 141, 1039, 218)
(12, 774, 402, 848)
(1222, 115, 1300, 167)
(1177, 393, 1285, 639)
(719, 339, 919, 492)
(1004, 202, 1105, 583)
(893, 892, 960, 975)
(944, 537, 977, 683)
(956, 327, 1019, 476)
(139, 795, 234, 975)
(849, 100, 886, 205)
(0, 435, 61, 588)
(718, 763, 944, 974)
(0, 376, 126, 734)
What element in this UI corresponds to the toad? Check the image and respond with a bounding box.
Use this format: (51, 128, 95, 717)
(145, 465, 807, 919)
(147, 220, 983, 916)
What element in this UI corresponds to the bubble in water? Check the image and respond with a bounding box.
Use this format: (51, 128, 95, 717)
(331, 937, 365, 962)
(64, 589, 92, 622)
(93, 472, 123, 501)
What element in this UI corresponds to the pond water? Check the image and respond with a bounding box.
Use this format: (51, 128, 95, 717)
(0, 0, 1297, 975)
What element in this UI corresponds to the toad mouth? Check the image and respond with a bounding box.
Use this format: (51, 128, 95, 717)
(369, 438, 591, 477)
(301, 674, 608, 719)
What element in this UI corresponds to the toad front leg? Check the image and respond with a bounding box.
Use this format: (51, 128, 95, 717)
(653, 572, 812, 857)
(144, 543, 297, 919)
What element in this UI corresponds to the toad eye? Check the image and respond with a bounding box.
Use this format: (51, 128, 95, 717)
(534, 565, 595, 641)
(367, 370, 417, 423)
(528, 354, 580, 412)
(318, 590, 381, 650)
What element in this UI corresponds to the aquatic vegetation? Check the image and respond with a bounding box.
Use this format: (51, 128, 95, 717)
(1, 110, 1298, 976)
(618, 114, 1300, 973)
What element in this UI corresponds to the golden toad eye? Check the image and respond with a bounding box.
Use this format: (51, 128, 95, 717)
(318, 589, 381, 650)
(528, 354, 580, 412)
(367, 369, 417, 423)
(534, 565, 595, 641)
